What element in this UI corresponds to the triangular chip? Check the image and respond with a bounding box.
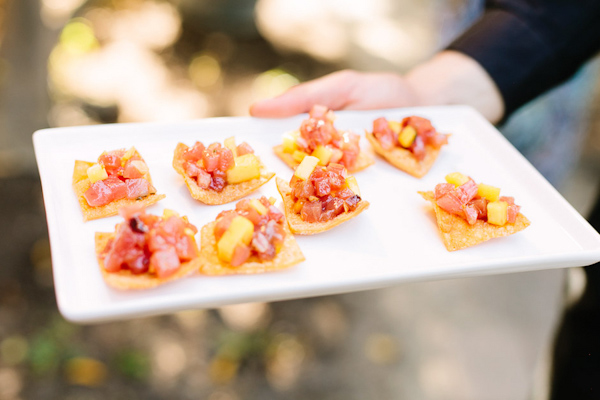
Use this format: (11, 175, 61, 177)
(173, 143, 275, 205)
(365, 132, 440, 178)
(276, 177, 369, 235)
(72, 150, 165, 222)
(273, 144, 374, 174)
(198, 220, 305, 275)
(95, 232, 201, 290)
(419, 191, 530, 251)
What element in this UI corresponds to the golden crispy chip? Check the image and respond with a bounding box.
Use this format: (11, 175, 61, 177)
(72, 153, 165, 222)
(419, 191, 530, 251)
(365, 132, 441, 178)
(273, 144, 374, 174)
(276, 177, 369, 235)
(173, 143, 275, 205)
(198, 220, 305, 275)
(95, 232, 201, 290)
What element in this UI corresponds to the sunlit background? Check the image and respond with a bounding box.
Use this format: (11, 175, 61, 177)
(1, 0, 599, 399)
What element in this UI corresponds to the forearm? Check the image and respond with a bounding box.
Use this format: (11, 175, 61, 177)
(405, 50, 504, 124)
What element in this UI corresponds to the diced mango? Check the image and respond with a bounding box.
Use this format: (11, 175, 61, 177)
(398, 125, 417, 148)
(163, 209, 180, 219)
(445, 172, 470, 186)
(345, 176, 361, 196)
(292, 150, 308, 163)
(129, 160, 149, 176)
(294, 155, 320, 180)
(311, 145, 333, 166)
(224, 137, 237, 157)
(217, 216, 254, 263)
(477, 183, 501, 202)
(388, 120, 401, 134)
(268, 197, 277, 205)
(250, 198, 268, 215)
(282, 131, 299, 154)
(87, 163, 108, 183)
(184, 228, 195, 237)
(121, 147, 136, 164)
(73, 160, 95, 184)
(226, 154, 261, 184)
(487, 201, 508, 226)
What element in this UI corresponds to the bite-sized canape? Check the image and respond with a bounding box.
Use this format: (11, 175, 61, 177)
(419, 172, 530, 251)
(198, 196, 305, 275)
(276, 155, 369, 235)
(73, 147, 165, 221)
(95, 206, 201, 289)
(366, 116, 449, 178)
(173, 137, 275, 205)
(273, 104, 374, 173)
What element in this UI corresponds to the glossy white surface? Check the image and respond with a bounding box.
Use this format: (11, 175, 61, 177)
(33, 106, 600, 323)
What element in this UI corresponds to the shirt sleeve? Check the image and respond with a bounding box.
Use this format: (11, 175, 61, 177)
(447, 0, 600, 118)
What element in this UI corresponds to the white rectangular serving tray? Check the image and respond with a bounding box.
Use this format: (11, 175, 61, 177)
(33, 106, 600, 324)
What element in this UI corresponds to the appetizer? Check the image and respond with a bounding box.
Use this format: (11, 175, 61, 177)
(73, 147, 165, 221)
(173, 137, 275, 205)
(419, 172, 530, 251)
(95, 206, 201, 289)
(198, 196, 305, 275)
(366, 116, 449, 178)
(273, 104, 374, 173)
(276, 155, 369, 235)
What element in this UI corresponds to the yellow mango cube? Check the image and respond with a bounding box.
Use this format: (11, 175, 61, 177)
(445, 172, 470, 186)
(217, 216, 254, 263)
(163, 209, 180, 219)
(345, 176, 361, 196)
(282, 131, 299, 154)
(250, 198, 268, 215)
(73, 160, 95, 184)
(226, 154, 261, 184)
(268, 197, 277, 205)
(477, 183, 501, 202)
(398, 125, 417, 148)
(311, 145, 333, 166)
(121, 147, 136, 165)
(487, 201, 508, 226)
(388, 120, 401, 134)
(292, 150, 308, 163)
(87, 163, 108, 183)
(294, 155, 320, 181)
(224, 137, 237, 157)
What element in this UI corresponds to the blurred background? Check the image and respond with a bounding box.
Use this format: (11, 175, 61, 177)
(1, 0, 599, 399)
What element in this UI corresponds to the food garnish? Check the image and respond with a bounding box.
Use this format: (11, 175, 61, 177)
(273, 104, 374, 173)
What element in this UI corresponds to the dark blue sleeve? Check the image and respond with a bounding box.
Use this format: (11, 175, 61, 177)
(447, 0, 600, 118)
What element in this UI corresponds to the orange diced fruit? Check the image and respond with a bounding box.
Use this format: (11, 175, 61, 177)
(477, 183, 500, 202)
(87, 163, 108, 183)
(487, 201, 508, 226)
(250, 198, 268, 215)
(121, 147, 136, 164)
(294, 155, 319, 180)
(282, 131, 298, 154)
(226, 154, 261, 184)
(292, 150, 308, 163)
(311, 145, 333, 166)
(268, 197, 277, 205)
(398, 126, 417, 148)
(388, 120, 401, 134)
(217, 216, 254, 263)
(73, 160, 95, 184)
(224, 137, 237, 157)
(445, 172, 470, 186)
(345, 176, 361, 196)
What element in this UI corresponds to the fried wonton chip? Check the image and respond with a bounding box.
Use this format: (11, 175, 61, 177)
(365, 132, 441, 178)
(72, 151, 165, 222)
(273, 144, 374, 174)
(198, 220, 305, 275)
(419, 191, 530, 251)
(173, 143, 275, 205)
(276, 177, 369, 235)
(95, 232, 201, 290)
